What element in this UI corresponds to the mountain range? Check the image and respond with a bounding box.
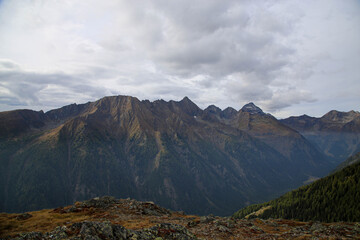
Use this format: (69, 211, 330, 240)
(280, 110, 360, 164)
(0, 95, 358, 215)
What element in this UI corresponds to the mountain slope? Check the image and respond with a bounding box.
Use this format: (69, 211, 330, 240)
(203, 103, 331, 182)
(0, 96, 332, 215)
(334, 151, 360, 172)
(233, 152, 360, 222)
(0, 109, 47, 138)
(281, 110, 360, 164)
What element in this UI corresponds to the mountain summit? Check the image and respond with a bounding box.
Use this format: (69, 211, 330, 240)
(240, 102, 264, 114)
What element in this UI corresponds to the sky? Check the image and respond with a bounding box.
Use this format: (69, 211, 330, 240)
(0, 0, 359, 118)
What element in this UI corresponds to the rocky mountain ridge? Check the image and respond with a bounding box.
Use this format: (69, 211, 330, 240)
(281, 110, 360, 133)
(281, 110, 360, 163)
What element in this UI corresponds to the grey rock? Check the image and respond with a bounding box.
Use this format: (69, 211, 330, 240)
(310, 222, 327, 233)
(73, 221, 129, 240)
(13, 232, 44, 240)
(10, 221, 197, 240)
(80, 196, 118, 209)
(250, 225, 264, 233)
(47, 226, 68, 239)
(217, 225, 231, 233)
(144, 223, 197, 240)
(187, 221, 199, 227)
(199, 215, 215, 224)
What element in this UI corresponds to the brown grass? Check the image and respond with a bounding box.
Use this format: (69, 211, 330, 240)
(0, 202, 200, 238)
(0, 208, 91, 238)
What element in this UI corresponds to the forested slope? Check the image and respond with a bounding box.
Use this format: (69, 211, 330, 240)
(233, 153, 360, 222)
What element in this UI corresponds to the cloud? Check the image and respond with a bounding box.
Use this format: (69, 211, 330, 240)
(0, 59, 110, 109)
(0, 0, 359, 116)
(262, 88, 317, 112)
(125, 0, 297, 80)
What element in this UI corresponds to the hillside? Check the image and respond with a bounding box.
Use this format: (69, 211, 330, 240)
(0, 96, 332, 215)
(281, 110, 360, 164)
(233, 152, 360, 222)
(1, 196, 359, 239)
(334, 152, 360, 172)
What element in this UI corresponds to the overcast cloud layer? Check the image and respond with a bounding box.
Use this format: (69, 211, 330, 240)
(0, 0, 359, 117)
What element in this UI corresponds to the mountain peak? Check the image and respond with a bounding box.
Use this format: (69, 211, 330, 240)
(180, 96, 192, 103)
(322, 110, 360, 123)
(177, 96, 201, 116)
(240, 102, 264, 114)
(204, 105, 222, 114)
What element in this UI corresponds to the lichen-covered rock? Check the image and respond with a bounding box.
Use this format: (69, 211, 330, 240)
(80, 196, 118, 209)
(68, 221, 130, 240)
(47, 226, 68, 239)
(144, 223, 197, 240)
(13, 232, 44, 240)
(187, 220, 199, 227)
(310, 222, 327, 233)
(9, 221, 197, 240)
(124, 199, 171, 216)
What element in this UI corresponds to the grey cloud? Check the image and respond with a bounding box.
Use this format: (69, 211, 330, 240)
(141, 1, 294, 77)
(148, 84, 199, 100)
(0, 65, 109, 109)
(0, 59, 20, 70)
(0, 1, 315, 113)
(224, 74, 274, 103)
(0, 95, 25, 107)
(262, 88, 317, 112)
(152, 0, 248, 37)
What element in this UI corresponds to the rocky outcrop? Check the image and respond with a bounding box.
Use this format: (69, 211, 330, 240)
(11, 222, 197, 240)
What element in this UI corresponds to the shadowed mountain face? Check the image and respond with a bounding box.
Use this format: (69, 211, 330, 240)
(0, 96, 332, 215)
(280, 111, 360, 164)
